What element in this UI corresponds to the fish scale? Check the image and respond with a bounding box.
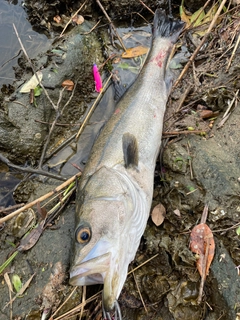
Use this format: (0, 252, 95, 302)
(70, 9, 184, 319)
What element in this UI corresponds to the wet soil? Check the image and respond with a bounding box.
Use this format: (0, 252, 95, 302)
(0, 1, 240, 320)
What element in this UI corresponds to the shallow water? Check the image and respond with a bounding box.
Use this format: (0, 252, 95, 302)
(0, 0, 50, 87)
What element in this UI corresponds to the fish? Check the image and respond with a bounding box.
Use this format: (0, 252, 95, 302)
(69, 9, 184, 318)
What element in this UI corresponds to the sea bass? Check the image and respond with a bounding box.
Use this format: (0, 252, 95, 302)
(70, 9, 184, 317)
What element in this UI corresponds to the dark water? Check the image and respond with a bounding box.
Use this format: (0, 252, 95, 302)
(0, 0, 50, 87)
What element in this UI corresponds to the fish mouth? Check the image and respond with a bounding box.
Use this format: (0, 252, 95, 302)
(69, 251, 111, 286)
(69, 239, 123, 311)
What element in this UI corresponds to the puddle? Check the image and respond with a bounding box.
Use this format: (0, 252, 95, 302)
(0, 0, 51, 87)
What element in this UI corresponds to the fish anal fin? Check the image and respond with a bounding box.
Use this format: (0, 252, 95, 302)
(122, 133, 139, 169)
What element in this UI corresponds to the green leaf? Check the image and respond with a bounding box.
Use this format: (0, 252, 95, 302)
(0, 251, 18, 274)
(191, 7, 205, 26)
(118, 62, 130, 70)
(12, 274, 22, 293)
(34, 86, 42, 97)
(174, 157, 184, 162)
(236, 226, 240, 236)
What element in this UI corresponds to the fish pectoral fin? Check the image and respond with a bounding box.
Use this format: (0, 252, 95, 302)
(122, 132, 139, 169)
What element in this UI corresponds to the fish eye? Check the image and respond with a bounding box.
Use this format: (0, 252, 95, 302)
(75, 226, 91, 244)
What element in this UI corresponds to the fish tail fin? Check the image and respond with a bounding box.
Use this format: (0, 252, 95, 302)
(153, 9, 185, 42)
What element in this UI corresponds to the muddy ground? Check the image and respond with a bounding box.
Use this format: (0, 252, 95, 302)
(0, 1, 240, 320)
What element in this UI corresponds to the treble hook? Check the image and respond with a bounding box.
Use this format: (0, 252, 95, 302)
(102, 300, 122, 320)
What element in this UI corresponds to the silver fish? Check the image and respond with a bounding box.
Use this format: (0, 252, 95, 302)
(69, 9, 184, 317)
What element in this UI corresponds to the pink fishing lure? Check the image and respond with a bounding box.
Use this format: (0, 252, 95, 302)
(92, 64, 102, 92)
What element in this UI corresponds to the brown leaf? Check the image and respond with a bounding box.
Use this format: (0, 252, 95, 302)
(37, 201, 47, 219)
(62, 79, 74, 91)
(122, 46, 149, 59)
(173, 209, 181, 217)
(190, 223, 215, 279)
(18, 220, 45, 252)
(151, 203, 166, 226)
(53, 15, 62, 24)
(72, 15, 84, 25)
(198, 110, 219, 119)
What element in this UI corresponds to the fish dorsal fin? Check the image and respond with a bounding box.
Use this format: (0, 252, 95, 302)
(122, 132, 138, 169)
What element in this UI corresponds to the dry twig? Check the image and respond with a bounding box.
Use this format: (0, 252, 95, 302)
(83, 19, 101, 35)
(226, 33, 240, 71)
(38, 81, 78, 168)
(59, 1, 87, 37)
(175, 85, 193, 113)
(4, 273, 13, 320)
(138, 0, 154, 15)
(3, 273, 36, 310)
(0, 172, 81, 224)
(96, 0, 127, 51)
(162, 130, 206, 135)
(13, 24, 55, 108)
(132, 270, 148, 314)
(76, 74, 112, 139)
(173, 0, 228, 88)
(0, 153, 66, 181)
(217, 89, 239, 128)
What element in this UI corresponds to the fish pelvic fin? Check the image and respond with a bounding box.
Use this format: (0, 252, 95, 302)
(122, 133, 138, 169)
(153, 9, 185, 42)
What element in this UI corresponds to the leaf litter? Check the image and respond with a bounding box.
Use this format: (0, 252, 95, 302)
(190, 205, 215, 303)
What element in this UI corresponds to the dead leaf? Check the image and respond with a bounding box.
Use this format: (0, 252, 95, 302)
(3, 273, 35, 310)
(53, 15, 62, 24)
(122, 46, 149, 59)
(180, 4, 191, 27)
(151, 203, 166, 226)
(18, 220, 45, 252)
(190, 223, 215, 279)
(20, 71, 43, 93)
(37, 202, 47, 219)
(72, 15, 84, 25)
(62, 79, 74, 91)
(173, 209, 181, 217)
(198, 110, 219, 119)
(4, 273, 13, 293)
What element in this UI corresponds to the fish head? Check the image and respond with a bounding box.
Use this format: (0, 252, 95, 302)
(69, 167, 140, 311)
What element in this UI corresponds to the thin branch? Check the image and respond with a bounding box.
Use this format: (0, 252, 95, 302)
(226, 33, 240, 71)
(13, 23, 56, 110)
(173, 0, 228, 88)
(217, 89, 239, 129)
(0, 172, 81, 224)
(0, 153, 66, 181)
(51, 287, 77, 318)
(132, 270, 148, 314)
(76, 74, 112, 139)
(59, 1, 87, 37)
(175, 85, 193, 113)
(0, 203, 25, 214)
(186, 0, 212, 30)
(138, 0, 154, 15)
(13, 23, 78, 169)
(83, 19, 101, 35)
(38, 81, 78, 168)
(96, 0, 127, 51)
(162, 130, 207, 135)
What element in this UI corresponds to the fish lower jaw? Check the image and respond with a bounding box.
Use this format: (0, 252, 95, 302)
(69, 272, 104, 286)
